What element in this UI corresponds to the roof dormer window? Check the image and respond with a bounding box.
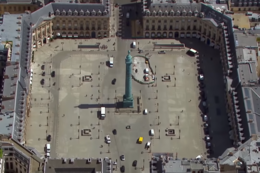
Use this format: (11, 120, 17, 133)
(68, 9, 72, 16)
(152, 10, 156, 16)
(188, 10, 192, 16)
(146, 10, 150, 16)
(103, 10, 107, 15)
(85, 10, 90, 16)
(182, 9, 186, 16)
(158, 10, 162, 16)
(164, 10, 168, 16)
(55, 9, 60, 16)
(74, 10, 78, 16)
(80, 10, 84, 16)
(97, 10, 102, 16)
(92, 10, 96, 16)
(62, 10, 66, 16)
(176, 10, 180, 16)
(170, 10, 174, 16)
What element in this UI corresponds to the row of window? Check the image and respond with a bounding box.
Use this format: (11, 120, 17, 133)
(55, 9, 108, 16)
(146, 19, 198, 23)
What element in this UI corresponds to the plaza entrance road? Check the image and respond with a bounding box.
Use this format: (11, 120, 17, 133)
(26, 38, 206, 173)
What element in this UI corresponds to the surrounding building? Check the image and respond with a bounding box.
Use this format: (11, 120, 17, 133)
(0, 0, 40, 15)
(45, 158, 113, 173)
(0, 135, 43, 173)
(229, 0, 260, 12)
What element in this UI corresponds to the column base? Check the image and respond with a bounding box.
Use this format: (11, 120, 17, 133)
(123, 95, 134, 108)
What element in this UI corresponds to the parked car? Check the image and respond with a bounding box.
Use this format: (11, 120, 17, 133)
(105, 135, 111, 144)
(40, 79, 45, 85)
(205, 135, 211, 141)
(113, 129, 117, 135)
(200, 83, 205, 88)
(120, 166, 125, 172)
(112, 78, 116, 85)
(206, 142, 211, 148)
(51, 71, 55, 77)
(46, 135, 51, 142)
(41, 65, 45, 70)
(146, 141, 151, 149)
(133, 160, 137, 167)
(203, 115, 208, 122)
(204, 128, 209, 135)
(42, 72, 45, 76)
(202, 106, 208, 114)
(143, 109, 148, 115)
(198, 74, 204, 81)
(204, 123, 209, 128)
(158, 50, 166, 54)
(120, 155, 125, 161)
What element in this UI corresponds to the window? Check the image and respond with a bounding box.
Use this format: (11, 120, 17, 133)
(158, 20, 161, 23)
(152, 20, 155, 23)
(164, 20, 167, 23)
(146, 20, 149, 23)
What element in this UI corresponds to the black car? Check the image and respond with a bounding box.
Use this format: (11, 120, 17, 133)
(199, 83, 205, 88)
(51, 71, 55, 77)
(112, 78, 116, 85)
(42, 72, 45, 76)
(46, 135, 51, 142)
(202, 106, 208, 114)
(41, 65, 45, 70)
(120, 166, 125, 173)
(198, 68, 204, 75)
(204, 128, 209, 135)
(112, 129, 117, 135)
(204, 123, 209, 128)
(133, 160, 137, 167)
(40, 79, 45, 85)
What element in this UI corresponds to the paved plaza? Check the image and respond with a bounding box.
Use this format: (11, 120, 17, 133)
(26, 38, 207, 173)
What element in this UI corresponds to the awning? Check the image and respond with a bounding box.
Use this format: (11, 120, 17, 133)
(186, 34, 191, 37)
(229, 65, 233, 69)
(169, 33, 173, 37)
(180, 34, 185, 37)
(56, 33, 61, 36)
(228, 61, 233, 65)
(163, 33, 167, 37)
(74, 34, 78, 38)
(228, 117, 231, 122)
(201, 37, 205, 41)
(210, 43, 215, 47)
(226, 41, 230, 45)
(196, 34, 201, 38)
(192, 34, 197, 37)
(68, 35, 72, 38)
(238, 127, 243, 132)
(62, 34, 66, 38)
(157, 33, 161, 36)
(151, 33, 155, 37)
(237, 117, 242, 122)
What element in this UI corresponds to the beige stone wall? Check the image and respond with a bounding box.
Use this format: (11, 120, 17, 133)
(32, 16, 110, 49)
(0, 4, 38, 15)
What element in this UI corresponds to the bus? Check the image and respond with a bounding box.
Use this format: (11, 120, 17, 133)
(187, 48, 198, 56)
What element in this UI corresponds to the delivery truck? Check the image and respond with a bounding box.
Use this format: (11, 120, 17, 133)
(100, 107, 106, 119)
(109, 57, 113, 67)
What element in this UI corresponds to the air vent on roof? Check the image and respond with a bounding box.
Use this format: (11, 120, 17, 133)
(62, 158, 67, 163)
(88, 158, 92, 163)
(98, 158, 102, 163)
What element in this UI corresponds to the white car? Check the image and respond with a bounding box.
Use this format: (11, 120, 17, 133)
(146, 141, 151, 148)
(105, 135, 111, 144)
(199, 74, 204, 81)
(203, 115, 208, 122)
(143, 109, 148, 115)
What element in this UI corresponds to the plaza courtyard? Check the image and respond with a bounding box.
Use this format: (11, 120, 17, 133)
(26, 38, 209, 173)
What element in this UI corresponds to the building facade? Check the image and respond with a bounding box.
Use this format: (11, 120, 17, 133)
(229, 0, 260, 12)
(31, 2, 110, 49)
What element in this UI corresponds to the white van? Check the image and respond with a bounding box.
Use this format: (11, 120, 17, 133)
(187, 48, 198, 56)
(46, 144, 51, 153)
(150, 129, 154, 136)
(132, 41, 136, 48)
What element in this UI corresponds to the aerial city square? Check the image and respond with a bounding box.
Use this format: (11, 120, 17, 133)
(0, 0, 260, 173)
